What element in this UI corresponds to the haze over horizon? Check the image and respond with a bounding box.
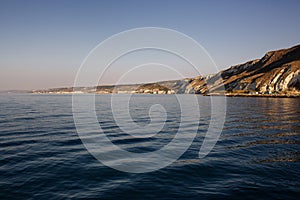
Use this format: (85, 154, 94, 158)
(1, 0, 300, 90)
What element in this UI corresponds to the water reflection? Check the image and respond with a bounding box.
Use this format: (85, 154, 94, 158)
(223, 97, 300, 163)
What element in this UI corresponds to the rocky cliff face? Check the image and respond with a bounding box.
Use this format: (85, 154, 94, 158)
(32, 44, 300, 96)
(187, 44, 300, 94)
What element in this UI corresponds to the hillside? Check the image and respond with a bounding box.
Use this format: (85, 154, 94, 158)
(189, 44, 300, 95)
(32, 44, 300, 97)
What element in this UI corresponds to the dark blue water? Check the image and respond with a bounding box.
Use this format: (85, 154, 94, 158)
(0, 94, 299, 199)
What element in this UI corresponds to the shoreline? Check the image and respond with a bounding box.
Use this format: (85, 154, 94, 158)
(212, 93, 300, 98)
(28, 92, 300, 98)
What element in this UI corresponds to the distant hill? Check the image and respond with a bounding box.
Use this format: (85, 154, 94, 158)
(32, 44, 300, 97)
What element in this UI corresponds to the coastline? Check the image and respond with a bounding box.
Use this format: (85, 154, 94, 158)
(29, 91, 300, 98)
(210, 93, 300, 98)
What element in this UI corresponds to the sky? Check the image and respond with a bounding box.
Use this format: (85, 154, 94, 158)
(0, 0, 300, 90)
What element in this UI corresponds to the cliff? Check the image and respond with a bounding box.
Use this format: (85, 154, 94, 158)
(191, 44, 300, 95)
(32, 44, 300, 97)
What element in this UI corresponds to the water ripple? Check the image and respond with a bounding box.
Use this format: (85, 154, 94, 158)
(0, 94, 299, 199)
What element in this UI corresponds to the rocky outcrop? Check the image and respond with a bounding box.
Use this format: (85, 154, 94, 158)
(189, 44, 300, 95)
(135, 83, 175, 94)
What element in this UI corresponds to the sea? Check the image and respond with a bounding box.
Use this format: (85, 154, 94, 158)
(0, 94, 299, 199)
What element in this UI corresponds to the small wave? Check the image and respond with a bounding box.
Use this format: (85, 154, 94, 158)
(266, 132, 300, 138)
(256, 151, 300, 163)
(227, 139, 300, 149)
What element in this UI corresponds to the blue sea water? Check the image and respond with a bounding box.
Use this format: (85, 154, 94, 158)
(0, 94, 299, 199)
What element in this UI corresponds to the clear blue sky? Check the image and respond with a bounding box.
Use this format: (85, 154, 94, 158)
(1, 0, 300, 90)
